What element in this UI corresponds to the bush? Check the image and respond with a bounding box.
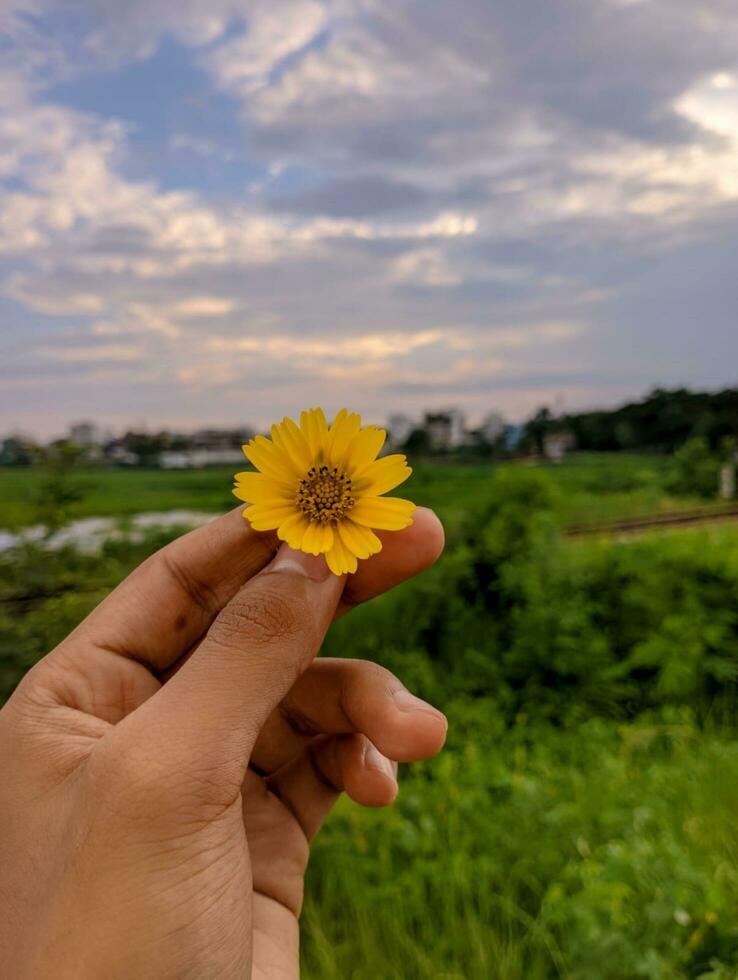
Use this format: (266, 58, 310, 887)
(5, 464, 738, 977)
(666, 438, 720, 500)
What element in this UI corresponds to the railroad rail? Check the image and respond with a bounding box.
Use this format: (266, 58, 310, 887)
(567, 503, 738, 538)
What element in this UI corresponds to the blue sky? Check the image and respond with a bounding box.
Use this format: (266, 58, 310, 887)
(1, 0, 737, 437)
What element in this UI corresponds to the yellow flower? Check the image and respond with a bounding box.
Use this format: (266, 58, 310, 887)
(233, 408, 415, 575)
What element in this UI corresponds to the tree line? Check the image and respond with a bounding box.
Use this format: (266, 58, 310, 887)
(527, 386, 738, 454)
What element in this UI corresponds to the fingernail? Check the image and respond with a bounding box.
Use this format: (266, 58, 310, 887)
(393, 689, 447, 726)
(364, 743, 396, 780)
(269, 544, 331, 582)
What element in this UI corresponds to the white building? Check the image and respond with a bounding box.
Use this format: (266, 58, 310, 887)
(479, 412, 506, 444)
(159, 448, 245, 469)
(424, 409, 467, 450)
(387, 414, 415, 449)
(543, 430, 576, 463)
(68, 421, 103, 447)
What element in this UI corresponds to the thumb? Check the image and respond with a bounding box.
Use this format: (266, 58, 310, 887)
(127, 544, 344, 790)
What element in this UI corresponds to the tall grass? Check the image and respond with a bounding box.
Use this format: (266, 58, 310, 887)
(3, 460, 738, 977)
(303, 712, 738, 979)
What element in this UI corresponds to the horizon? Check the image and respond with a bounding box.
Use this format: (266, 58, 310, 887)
(2, 1, 737, 437)
(4, 381, 734, 444)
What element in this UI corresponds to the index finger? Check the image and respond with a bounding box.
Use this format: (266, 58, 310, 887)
(63, 506, 444, 674)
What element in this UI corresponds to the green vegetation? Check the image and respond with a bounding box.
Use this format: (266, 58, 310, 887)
(0, 452, 723, 532)
(548, 386, 738, 453)
(665, 438, 735, 501)
(0, 465, 236, 530)
(2, 458, 738, 977)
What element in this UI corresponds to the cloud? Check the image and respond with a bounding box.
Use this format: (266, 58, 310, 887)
(2, 0, 738, 435)
(38, 343, 144, 363)
(202, 1, 331, 96)
(269, 175, 429, 218)
(391, 248, 463, 288)
(207, 328, 446, 361)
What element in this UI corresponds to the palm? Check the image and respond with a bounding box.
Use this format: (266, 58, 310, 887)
(243, 774, 313, 979)
(1, 508, 446, 979)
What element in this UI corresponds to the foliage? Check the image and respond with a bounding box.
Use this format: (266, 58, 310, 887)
(324, 468, 738, 719)
(0, 452, 714, 531)
(3, 461, 738, 977)
(29, 441, 91, 533)
(665, 438, 721, 500)
(304, 715, 738, 980)
(535, 387, 738, 454)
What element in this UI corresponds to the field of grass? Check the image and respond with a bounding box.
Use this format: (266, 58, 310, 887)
(0, 452, 715, 532)
(2, 457, 738, 978)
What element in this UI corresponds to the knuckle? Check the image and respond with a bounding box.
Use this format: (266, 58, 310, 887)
(352, 658, 400, 693)
(88, 737, 238, 824)
(209, 585, 309, 651)
(154, 548, 220, 619)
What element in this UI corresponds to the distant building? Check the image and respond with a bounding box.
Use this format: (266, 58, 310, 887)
(387, 414, 415, 449)
(479, 412, 506, 445)
(68, 421, 103, 447)
(190, 427, 254, 450)
(424, 409, 466, 451)
(503, 424, 525, 452)
(0, 434, 37, 466)
(105, 442, 139, 466)
(159, 448, 245, 469)
(543, 429, 576, 463)
(67, 421, 105, 461)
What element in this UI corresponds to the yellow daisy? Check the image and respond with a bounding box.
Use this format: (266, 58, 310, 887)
(234, 408, 415, 575)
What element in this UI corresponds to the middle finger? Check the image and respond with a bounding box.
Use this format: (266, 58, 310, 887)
(250, 658, 447, 775)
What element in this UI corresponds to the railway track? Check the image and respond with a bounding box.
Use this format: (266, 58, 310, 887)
(567, 503, 738, 538)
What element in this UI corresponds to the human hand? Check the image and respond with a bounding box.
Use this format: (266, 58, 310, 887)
(0, 507, 446, 979)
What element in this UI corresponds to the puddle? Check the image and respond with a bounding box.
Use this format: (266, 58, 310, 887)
(0, 511, 218, 554)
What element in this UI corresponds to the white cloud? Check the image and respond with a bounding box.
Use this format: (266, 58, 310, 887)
(38, 343, 143, 363)
(391, 248, 462, 288)
(207, 329, 446, 361)
(3, 0, 738, 435)
(203, 1, 330, 96)
(172, 297, 236, 318)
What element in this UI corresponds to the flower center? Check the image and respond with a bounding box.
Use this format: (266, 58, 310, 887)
(296, 464, 355, 524)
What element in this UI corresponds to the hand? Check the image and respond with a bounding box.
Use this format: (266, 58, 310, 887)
(0, 507, 446, 979)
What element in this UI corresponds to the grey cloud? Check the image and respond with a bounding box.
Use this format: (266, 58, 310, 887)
(2, 0, 738, 435)
(268, 175, 428, 217)
(85, 224, 156, 255)
(382, 372, 635, 397)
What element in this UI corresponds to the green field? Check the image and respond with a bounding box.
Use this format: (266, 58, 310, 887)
(2, 457, 738, 978)
(0, 452, 714, 532)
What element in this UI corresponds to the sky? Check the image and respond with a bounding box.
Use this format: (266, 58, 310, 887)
(1, 0, 738, 438)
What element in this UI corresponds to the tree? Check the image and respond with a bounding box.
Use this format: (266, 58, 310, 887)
(665, 437, 719, 499)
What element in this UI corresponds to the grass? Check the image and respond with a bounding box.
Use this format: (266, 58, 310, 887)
(0, 453, 716, 532)
(3, 456, 738, 977)
(0, 465, 235, 529)
(302, 711, 738, 980)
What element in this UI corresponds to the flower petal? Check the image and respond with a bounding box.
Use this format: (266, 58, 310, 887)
(299, 407, 329, 459)
(337, 519, 382, 560)
(349, 496, 416, 531)
(242, 502, 297, 531)
(346, 426, 386, 477)
(302, 522, 334, 555)
(326, 534, 359, 576)
(243, 435, 296, 481)
(353, 455, 412, 495)
(233, 471, 295, 504)
(277, 512, 311, 550)
(325, 408, 362, 470)
(271, 418, 313, 474)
